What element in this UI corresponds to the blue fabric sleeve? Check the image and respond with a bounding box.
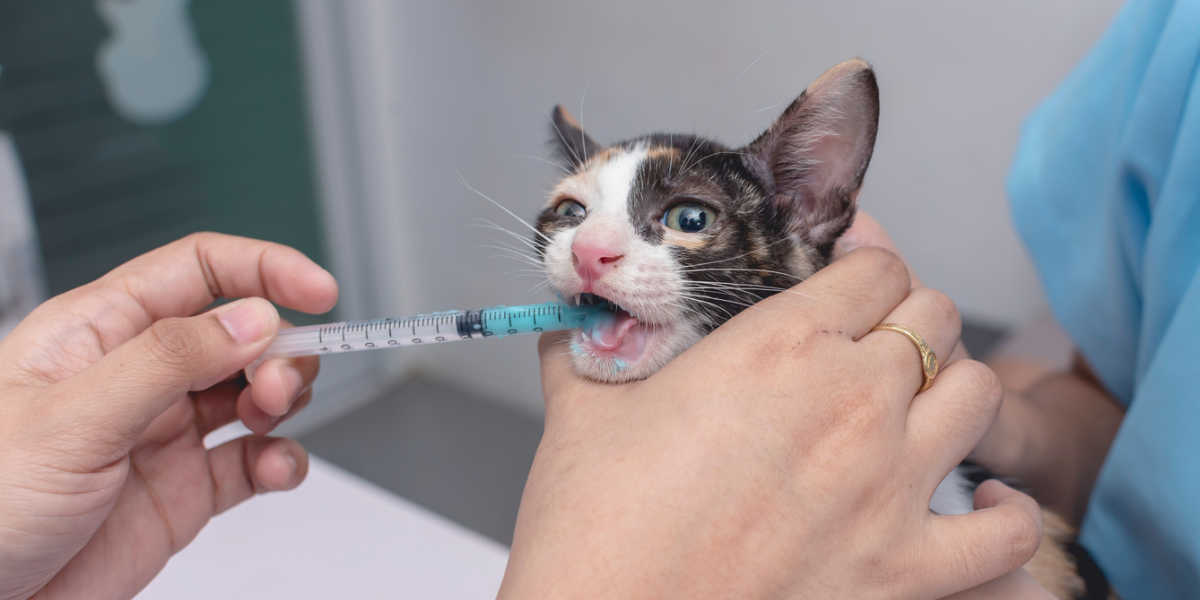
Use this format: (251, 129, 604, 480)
(1008, 0, 1200, 596)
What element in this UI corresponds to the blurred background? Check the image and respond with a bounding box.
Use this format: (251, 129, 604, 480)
(0, 0, 1125, 595)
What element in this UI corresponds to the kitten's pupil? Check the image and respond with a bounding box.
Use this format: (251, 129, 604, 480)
(662, 203, 711, 233)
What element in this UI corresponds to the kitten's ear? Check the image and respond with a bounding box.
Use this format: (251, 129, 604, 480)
(743, 59, 879, 250)
(550, 105, 602, 169)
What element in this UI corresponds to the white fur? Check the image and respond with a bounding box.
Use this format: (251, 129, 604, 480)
(592, 145, 647, 218)
(930, 467, 975, 515)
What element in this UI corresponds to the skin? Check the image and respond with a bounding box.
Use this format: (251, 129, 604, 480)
(502, 220, 1052, 599)
(0, 233, 337, 600)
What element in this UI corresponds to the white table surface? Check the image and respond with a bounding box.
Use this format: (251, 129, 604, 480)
(137, 452, 509, 599)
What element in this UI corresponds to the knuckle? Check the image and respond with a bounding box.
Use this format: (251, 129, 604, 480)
(147, 318, 204, 366)
(918, 287, 961, 328)
(856, 246, 909, 284)
(184, 230, 221, 245)
(957, 360, 1003, 404)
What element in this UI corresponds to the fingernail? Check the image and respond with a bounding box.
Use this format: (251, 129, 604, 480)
(283, 449, 298, 473)
(283, 365, 306, 404)
(217, 299, 274, 344)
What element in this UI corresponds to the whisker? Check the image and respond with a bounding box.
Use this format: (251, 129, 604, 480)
(550, 118, 583, 168)
(684, 281, 820, 303)
(473, 228, 545, 256)
(479, 244, 544, 268)
(458, 173, 553, 245)
(512, 153, 571, 175)
(578, 82, 591, 164)
(733, 49, 768, 84)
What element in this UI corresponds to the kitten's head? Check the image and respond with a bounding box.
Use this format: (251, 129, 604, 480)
(534, 59, 879, 382)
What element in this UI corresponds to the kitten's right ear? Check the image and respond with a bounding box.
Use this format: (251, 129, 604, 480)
(743, 59, 879, 251)
(550, 105, 602, 169)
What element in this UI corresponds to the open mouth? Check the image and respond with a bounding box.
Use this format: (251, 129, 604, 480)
(571, 292, 655, 365)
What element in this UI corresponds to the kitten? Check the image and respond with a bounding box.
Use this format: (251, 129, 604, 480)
(535, 60, 874, 384)
(532, 59, 1088, 599)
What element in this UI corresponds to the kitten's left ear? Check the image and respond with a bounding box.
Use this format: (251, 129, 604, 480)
(743, 59, 879, 250)
(550, 105, 602, 169)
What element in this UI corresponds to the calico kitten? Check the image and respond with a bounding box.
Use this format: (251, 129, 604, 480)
(531, 59, 1088, 599)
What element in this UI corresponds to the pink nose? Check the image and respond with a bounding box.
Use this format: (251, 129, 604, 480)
(572, 240, 624, 282)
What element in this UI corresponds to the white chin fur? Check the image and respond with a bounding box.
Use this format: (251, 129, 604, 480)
(567, 323, 704, 383)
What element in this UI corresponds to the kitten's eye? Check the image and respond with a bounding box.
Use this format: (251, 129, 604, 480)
(554, 198, 587, 219)
(662, 202, 713, 233)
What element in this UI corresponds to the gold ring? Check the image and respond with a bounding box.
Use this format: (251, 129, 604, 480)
(871, 323, 938, 392)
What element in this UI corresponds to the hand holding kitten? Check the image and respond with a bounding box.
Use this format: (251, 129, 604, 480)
(503, 243, 1049, 599)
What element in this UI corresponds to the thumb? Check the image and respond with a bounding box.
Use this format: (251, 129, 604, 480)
(537, 331, 592, 417)
(834, 211, 903, 260)
(538, 331, 577, 399)
(53, 297, 279, 444)
(922, 479, 1043, 598)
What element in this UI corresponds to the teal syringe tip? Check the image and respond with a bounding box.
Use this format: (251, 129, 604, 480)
(478, 301, 612, 337)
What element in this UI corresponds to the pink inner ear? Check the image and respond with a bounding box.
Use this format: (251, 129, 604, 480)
(784, 90, 876, 200)
(750, 61, 878, 242)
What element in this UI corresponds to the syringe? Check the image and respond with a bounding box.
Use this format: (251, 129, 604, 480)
(254, 301, 610, 363)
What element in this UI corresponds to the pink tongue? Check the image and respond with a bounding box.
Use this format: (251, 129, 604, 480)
(587, 312, 648, 360)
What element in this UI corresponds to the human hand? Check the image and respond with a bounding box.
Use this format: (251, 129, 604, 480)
(501, 244, 1044, 599)
(841, 213, 1123, 526)
(0, 233, 338, 600)
(835, 212, 1057, 598)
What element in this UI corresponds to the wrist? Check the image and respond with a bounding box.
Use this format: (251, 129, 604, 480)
(1017, 371, 1122, 523)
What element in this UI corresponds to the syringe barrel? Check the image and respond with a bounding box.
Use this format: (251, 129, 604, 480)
(253, 301, 607, 363)
(261, 311, 471, 360)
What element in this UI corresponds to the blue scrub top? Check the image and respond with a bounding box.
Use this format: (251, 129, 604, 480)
(1008, 0, 1200, 596)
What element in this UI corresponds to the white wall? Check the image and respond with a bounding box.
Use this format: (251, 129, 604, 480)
(375, 0, 1126, 416)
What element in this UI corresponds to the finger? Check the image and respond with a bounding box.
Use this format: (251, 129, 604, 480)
(921, 480, 1043, 598)
(946, 340, 971, 364)
(741, 246, 910, 339)
(539, 331, 580, 407)
(208, 435, 309, 514)
(862, 286, 962, 396)
(906, 360, 1003, 487)
(238, 385, 313, 435)
(247, 355, 319, 417)
(51, 297, 279, 444)
(833, 211, 925, 287)
(96, 232, 338, 321)
(193, 381, 244, 436)
(538, 330, 613, 423)
(939, 568, 1054, 600)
